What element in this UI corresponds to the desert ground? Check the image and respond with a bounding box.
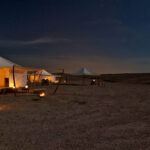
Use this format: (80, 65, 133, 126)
(0, 83, 150, 150)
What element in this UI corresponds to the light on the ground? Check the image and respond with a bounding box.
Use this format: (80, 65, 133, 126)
(39, 92, 46, 98)
(0, 105, 10, 111)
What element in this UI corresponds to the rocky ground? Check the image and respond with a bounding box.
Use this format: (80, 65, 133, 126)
(0, 83, 150, 150)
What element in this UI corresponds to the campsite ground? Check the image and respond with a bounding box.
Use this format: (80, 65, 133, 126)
(0, 83, 150, 150)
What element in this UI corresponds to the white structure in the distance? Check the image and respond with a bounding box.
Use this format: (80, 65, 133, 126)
(36, 69, 56, 82)
(73, 67, 97, 75)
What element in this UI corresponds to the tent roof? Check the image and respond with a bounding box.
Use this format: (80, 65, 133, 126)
(72, 68, 97, 75)
(0, 56, 20, 67)
(36, 69, 52, 76)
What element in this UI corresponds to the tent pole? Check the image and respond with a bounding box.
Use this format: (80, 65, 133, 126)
(12, 65, 16, 96)
(53, 69, 64, 95)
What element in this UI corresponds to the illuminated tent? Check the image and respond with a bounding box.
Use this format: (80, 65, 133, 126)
(28, 69, 56, 83)
(73, 67, 97, 75)
(37, 70, 52, 76)
(36, 69, 56, 82)
(0, 57, 39, 88)
(0, 56, 20, 67)
(71, 68, 98, 85)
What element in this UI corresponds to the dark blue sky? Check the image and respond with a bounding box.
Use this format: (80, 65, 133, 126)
(0, 0, 150, 73)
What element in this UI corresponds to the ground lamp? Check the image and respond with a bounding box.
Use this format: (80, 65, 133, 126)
(25, 85, 28, 89)
(38, 91, 46, 98)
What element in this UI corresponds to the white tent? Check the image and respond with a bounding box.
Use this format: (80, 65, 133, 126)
(0, 56, 20, 67)
(36, 70, 52, 76)
(73, 67, 97, 75)
(9, 71, 27, 88)
(38, 70, 56, 82)
(0, 57, 39, 88)
(28, 69, 56, 83)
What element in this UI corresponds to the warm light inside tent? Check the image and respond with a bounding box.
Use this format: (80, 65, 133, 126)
(44, 76, 52, 81)
(29, 74, 55, 83)
(0, 60, 40, 88)
(9, 82, 15, 88)
(29, 75, 40, 82)
(0, 68, 10, 87)
(54, 80, 59, 84)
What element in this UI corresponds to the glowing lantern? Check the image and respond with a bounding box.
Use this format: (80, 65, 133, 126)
(93, 79, 96, 82)
(38, 92, 46, 98)
(25, 85, 28, 89)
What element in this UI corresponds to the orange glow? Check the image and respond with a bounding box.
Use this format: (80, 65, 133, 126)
(39, 92, 46, 97)
(9, 82, 15, 88)
(29, 75, 40, 82)
(0, 105, 10, 111)
(29, 74, 55, 83)
(54, 80, 59, 84)
(44, 76, 52, 81)
(0, 68, 10, 87)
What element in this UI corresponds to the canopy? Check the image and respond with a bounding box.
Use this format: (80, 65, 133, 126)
(72, 68, 97, 75)
(0, 56, 20, 67)
(36, 69, 52, 76)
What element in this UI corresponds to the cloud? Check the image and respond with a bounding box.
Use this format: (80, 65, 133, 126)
(0, 37, 70, 47)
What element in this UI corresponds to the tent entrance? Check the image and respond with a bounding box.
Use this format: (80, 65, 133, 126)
(5, 78, 9, 87)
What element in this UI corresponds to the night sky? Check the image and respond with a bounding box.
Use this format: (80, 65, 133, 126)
(0, 0, 150, 73)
